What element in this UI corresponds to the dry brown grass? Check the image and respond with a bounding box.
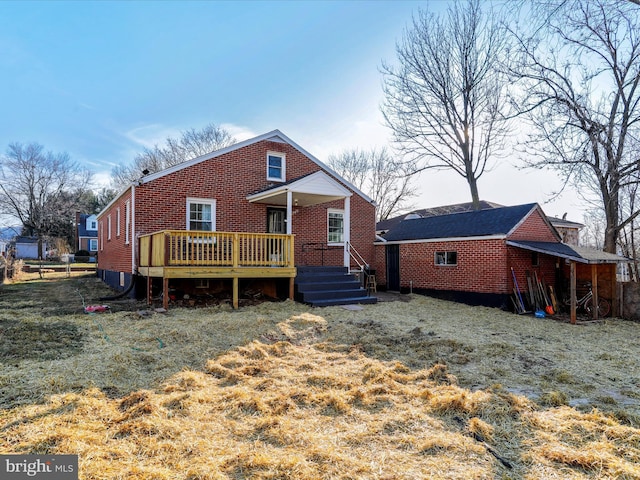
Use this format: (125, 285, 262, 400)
(1, 276, 639, 479)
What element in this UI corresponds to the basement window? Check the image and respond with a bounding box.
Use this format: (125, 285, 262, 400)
(435, 251, 457, 266)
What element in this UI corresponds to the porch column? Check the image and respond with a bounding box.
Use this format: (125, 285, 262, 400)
(286, 190, 292, 235)
(343, 196, 351, 268)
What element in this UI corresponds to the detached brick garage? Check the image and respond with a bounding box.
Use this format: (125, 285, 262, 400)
(375, 203, 627, 319)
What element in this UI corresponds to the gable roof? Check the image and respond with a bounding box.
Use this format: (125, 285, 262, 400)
(376, 200, 503, 233)
(77, 214, 98, 238)
(138, 129, 374, 205)
(247, 171, 352, 207)
(381, 203, 543, 242)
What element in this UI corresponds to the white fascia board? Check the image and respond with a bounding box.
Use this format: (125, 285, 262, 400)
(97, 184, 133, 219)
(375, 234, 506, 245)
(139, 130, 285, 184)
(121, 128, 374, 205)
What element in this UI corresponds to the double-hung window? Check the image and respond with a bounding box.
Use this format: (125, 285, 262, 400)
(328, 209, 345, 244)
(187, 198, 216, 231)
(267, 152, 285, 181)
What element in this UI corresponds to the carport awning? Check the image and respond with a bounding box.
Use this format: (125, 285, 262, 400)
(506, 240, 629, 264)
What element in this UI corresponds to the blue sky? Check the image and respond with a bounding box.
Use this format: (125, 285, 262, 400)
(0, 0, 584, 223)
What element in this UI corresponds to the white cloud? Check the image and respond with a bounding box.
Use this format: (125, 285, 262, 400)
(123, 123, 183, 149)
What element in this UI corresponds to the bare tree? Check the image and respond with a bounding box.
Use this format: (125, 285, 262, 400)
(381, 0, 511, 209)
(112, 123, 236, 187)
(328, 147, 417, 221)
(509, 0, 640, 253)
(0, 142, 92, 258)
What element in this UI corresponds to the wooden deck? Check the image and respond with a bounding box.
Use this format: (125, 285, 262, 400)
(138, 230, 296, 308)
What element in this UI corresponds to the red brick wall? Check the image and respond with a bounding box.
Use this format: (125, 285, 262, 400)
(507, 246, 557, 297)
(509, 208, 559, 242)
(395, 239, 509, 293)
(98, 189, 132, 274)
(98, 140, 376, 273)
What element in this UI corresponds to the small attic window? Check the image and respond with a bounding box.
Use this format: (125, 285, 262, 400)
(267, 152, 285, 181)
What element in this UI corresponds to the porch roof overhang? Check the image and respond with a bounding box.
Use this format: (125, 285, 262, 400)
(246, 171, 352, 207)
(506, 240, 630, 264)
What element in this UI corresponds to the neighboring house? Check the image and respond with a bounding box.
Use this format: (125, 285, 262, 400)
(375, 203, 626, 319)
(0, 226, 20, 256)
(97, 130, 377, 308)
(75, 213, 99, 253)
(14, 236, 46, 259)
(547, 215, 584, 246)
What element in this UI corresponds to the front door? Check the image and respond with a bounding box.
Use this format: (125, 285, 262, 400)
(267, 208, 287, 234)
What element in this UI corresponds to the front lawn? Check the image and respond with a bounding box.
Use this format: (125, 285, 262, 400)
(0, 275, 638, 479)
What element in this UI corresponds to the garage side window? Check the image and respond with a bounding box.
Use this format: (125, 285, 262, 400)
(435, 251, 457, 266)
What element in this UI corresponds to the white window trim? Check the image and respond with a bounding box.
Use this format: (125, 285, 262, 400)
(125, 200, 131, 244)
(116, 207, 121, 237)
(107, 215, 112, 241)
(266, 151, 286, 182)
(99, 221, 104, 251)
(89, 238, 98, 251)
(186, 197, 216, 231)
(327, 208, 345, 245)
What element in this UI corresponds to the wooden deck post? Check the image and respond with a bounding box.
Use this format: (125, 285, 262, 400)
(163, 277, 169, 310)
(232, 277, 239, 309)
(570, 261, 577, 325)
(289, 277, 295, 300)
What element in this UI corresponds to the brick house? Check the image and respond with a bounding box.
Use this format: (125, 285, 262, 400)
(96, 130, 377, 307)
(75, 213, 98, 254)
(376, 203, 625, 319)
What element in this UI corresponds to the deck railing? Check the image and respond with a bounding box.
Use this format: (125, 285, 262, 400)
(139, 230, 295, 268)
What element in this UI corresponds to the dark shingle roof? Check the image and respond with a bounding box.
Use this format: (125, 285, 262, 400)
(376, 200, 503, 233)
(382, 203, 538, 242)
(77, 214, 98, 238)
